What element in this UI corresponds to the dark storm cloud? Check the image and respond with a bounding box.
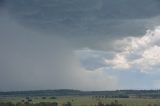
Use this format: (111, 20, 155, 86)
(3, 0, 160, 50)
(99, 0, 160, 19)
(0, 0, 5, 6)
(6, 0, 160, 38)
(0, 0, 5, 10)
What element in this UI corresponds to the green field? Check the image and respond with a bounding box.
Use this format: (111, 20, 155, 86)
(0, 96, 160, 106)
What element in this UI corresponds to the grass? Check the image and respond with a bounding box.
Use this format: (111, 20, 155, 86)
(1, 96, 160, 106)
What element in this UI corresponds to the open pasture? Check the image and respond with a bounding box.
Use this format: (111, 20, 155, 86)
(0, 96, 160, 106)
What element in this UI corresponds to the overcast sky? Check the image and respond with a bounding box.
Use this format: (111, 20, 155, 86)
(1, 0, 160, 91)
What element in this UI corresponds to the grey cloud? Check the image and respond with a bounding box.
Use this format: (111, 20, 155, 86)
(100, 0, 160, 19)
(0, 0, 5, 7)
(5, 0, 160, 38)
(75, 50, 115, 70)
(4, 0, 160, 50)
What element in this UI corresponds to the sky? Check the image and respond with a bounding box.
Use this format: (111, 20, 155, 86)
(1, 0, 160, 91)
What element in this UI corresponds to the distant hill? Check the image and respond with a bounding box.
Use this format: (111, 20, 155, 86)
(0, 89, 160, 98)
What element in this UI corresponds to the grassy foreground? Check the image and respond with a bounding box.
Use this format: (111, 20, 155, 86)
(0, 96, 160, 106)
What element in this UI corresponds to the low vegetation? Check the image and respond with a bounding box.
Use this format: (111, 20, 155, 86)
(1, 96, 160, 106)
(1, 90, 160, 106)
